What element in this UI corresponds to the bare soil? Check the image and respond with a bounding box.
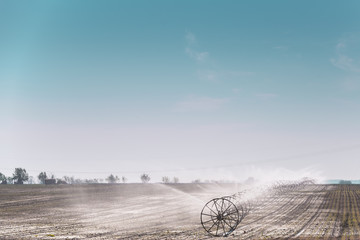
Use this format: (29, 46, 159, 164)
(0, 183, 359, 239)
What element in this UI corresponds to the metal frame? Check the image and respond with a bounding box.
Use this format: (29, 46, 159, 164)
(200, 197, 242, 237)
(200, 179, 315, 237)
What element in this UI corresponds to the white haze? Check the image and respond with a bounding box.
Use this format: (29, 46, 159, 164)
(0, 120, 359, 182)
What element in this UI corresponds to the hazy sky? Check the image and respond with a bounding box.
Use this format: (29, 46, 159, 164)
(1, 1, 360, 182)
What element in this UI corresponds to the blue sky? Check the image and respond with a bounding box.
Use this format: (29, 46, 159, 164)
(1, 1, 360, 182)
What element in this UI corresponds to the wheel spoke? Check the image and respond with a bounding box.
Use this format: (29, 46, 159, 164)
(224, 215, 238, 222)
(223, 218, 234, 229)
(202, 218, 216, 224)
(225, 210, 239, 215)
(223, 202, 232, 213)
(216, 199, 223, 213)
(202, 213, 216, 217)
(214, 199, 220, 213)
(221, 220, 226, 235)
(206, 205, 217, 215)
(208, 220, 219, 232)
(215, 220, 220, 236)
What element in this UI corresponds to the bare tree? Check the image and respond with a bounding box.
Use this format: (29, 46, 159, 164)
(162, 176, 170, 183)
(192, 179, 201, 183)
(140, 173, 150, 183)
(84, 178, 99, 184)
(74, 178, 83, 184)
(173, 177, 179, 183)
(28, 176, 35, 184)
(63, 176, 76, 184)
(121, 176, 127, 183)
(106, 174, 119, 183)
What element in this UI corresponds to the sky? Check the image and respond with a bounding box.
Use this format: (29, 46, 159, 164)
(1, 0, 360, 183)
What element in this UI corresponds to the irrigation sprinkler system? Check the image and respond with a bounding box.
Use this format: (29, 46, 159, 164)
(200, 179, 315, 237)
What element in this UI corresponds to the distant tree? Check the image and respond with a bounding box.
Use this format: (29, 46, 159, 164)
(140, 173, 150, 183)
(7, 177, 13, 184)
(74, 178, 83, 184)
(0, 172, 7, 184)
(192, 179, 201, 183)
(63, 176, 70, 184)
(38, 172, 47, 184)
(28, 176, 35, 184)
(84, 178, 99, 184)
(13, 168, 29, 184)
(63, 176, 76, 184)
(173, 177, 179, 183)
(162, 176, 170, 184)
(106, 174, 119, 183)
(121, 176, 127, 183)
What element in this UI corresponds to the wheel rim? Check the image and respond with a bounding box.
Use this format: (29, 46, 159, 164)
(200, 197, 240, 237)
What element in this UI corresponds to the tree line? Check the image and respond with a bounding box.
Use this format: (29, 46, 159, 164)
(0, 168, 180, 184)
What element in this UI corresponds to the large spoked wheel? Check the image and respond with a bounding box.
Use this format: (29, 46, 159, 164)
(200, 197, 240, 237)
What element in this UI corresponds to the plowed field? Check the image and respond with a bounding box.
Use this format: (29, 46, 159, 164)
(1, 184, 359, 239)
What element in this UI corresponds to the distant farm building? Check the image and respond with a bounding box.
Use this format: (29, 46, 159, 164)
(45, 179, 56, 185)
(57, 179, 67, 184)
(339, 180, 352, 184)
